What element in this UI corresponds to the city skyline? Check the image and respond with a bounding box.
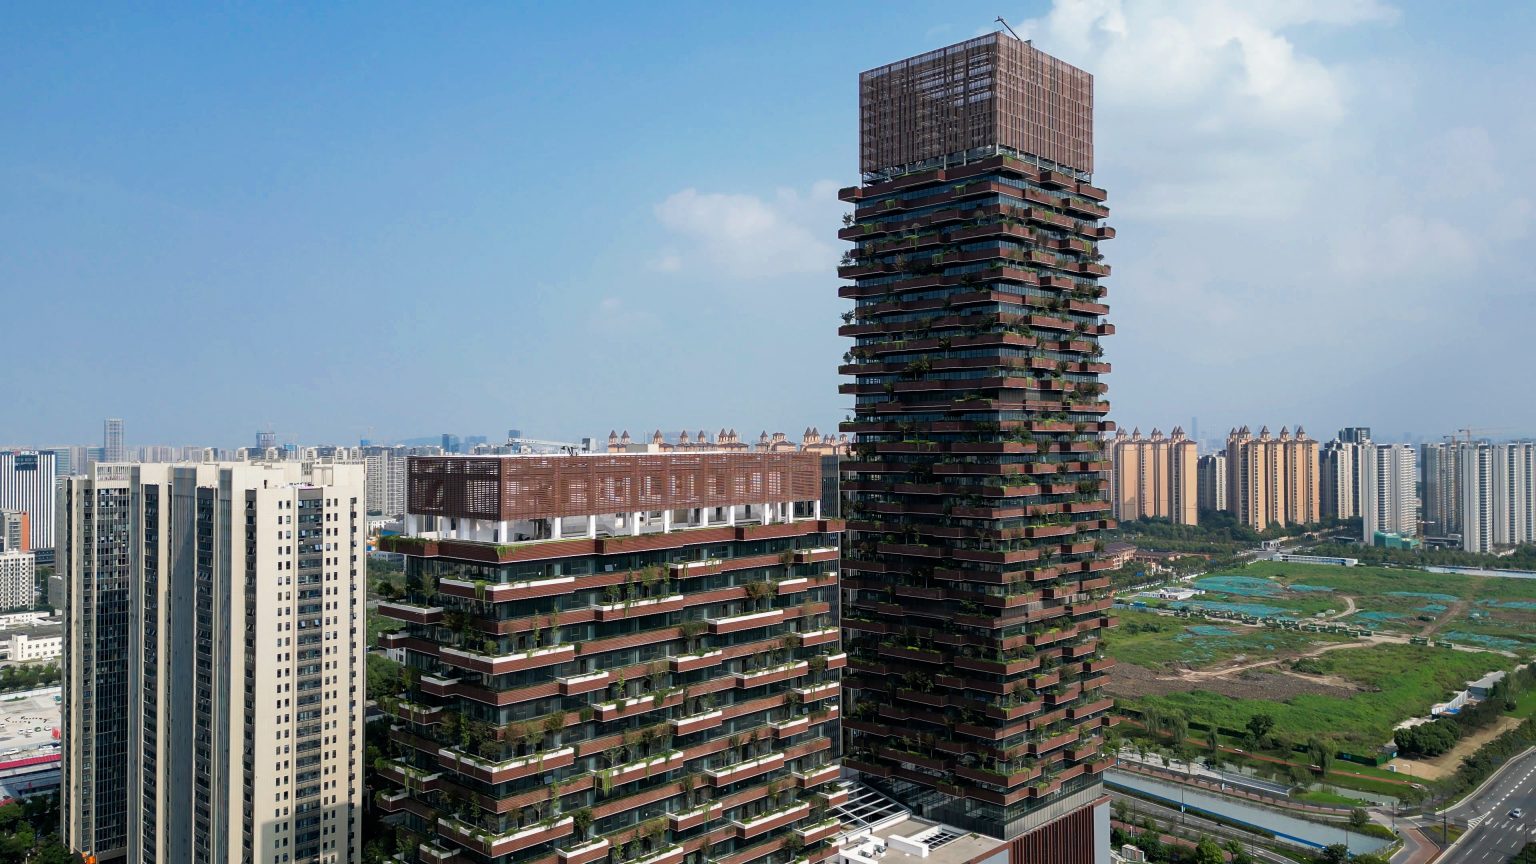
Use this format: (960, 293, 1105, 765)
(5, 2, 1536, 445)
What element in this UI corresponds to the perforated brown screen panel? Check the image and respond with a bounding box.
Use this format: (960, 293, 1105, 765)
(407, 453, 821, 521)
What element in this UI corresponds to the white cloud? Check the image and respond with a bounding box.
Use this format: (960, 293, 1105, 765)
(1008, 0, 1536, 436)
(651, 184, 841, 279)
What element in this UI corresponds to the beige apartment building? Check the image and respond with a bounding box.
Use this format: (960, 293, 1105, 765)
(60, 461, 364, 864)
(1225, 426, 1320, 532)
(1106, 427, 1199, 525)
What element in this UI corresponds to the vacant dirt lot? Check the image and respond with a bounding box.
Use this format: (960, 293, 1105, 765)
(1108, 661, 1364, 701)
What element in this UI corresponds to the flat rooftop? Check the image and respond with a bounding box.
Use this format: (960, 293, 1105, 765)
(0, 688, 59, 756)
(834, 782, 1003, 864)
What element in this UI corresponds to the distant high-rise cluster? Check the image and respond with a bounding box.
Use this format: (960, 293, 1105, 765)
(1106, 427, 1198, 524)
(1423, 440, 1536, 553)
(1225, 426, 1320, 531)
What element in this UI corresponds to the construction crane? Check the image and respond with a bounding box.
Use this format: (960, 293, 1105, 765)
(1444, 427, 1511, 444)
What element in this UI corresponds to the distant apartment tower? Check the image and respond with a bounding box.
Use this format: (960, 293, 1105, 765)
(0, 451, 57, 557)
(839, 32, 1116, 856)
(103, 418, 125, 463)
(440, 433, 461, 454)
(376, 451, 844, 864)
(1197, 453, 1227, 513)
(0, 548, 35, 611)
(1320, 441, 1358, 520)
(1338, 427, 1372, 445)
(1, 510, 31, 553)
(1422, 442, 1463, 538)
(1359, 442, 1418, 541)
(256, 430, 277, 450)
(362, 445, 408, 517)
(1106, 428, 1198, 524)
(1225, 426, 1320, 531)
(59, 461, 365, 863)
(1458, 442, 1536, 553)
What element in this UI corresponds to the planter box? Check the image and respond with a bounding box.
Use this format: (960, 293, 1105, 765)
(794, 683, 839, 703)
(823, 653, 847, 671)
(770, 716, 809, 739)
(612, 751, 686, 782)
(817, 786, 851, 807)
(732, 803, 810, 839)
(669, 802, 723, 831)
(557, 670, 611, 696)
(559, 839, 611, 864)
(597, 691, 682, 721)
(629, 846, 685, 864)
(705, 753, 785, 785)
(670, 559, 722, 577)
(441, 746, 576, 784)
(375, 789, 410, 813)
(439, 643, 576, 676)
(669, 709, 724, 736)
(793, 763, 840, 788)
(795, 819, 842, 845)
(438, 815, 573, 858)
(377, 600, 444, 625)
(594, 595, 687, 621)
(735, 661, 808, 689)
(670, 650, 724, 673)
(799, 627, 840, 648)
(419, 674, 459, 697)
(708, 609, 785, 634)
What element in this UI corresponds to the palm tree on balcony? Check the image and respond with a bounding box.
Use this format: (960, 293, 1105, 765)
(679, 618, 707, 655)
(743, 580, 774, 612)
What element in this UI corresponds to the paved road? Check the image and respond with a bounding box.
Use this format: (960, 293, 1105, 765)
(1438, 747, 1536, 864)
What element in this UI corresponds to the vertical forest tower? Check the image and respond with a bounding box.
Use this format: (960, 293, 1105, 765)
(837, 32, 1118, 857)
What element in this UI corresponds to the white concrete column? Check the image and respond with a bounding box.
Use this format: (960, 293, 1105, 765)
(763, 503, 774, 524)
(498, 520, 510, 542)
(813, 499, 822, 519)
(697, 507, 708, 528)
(785, 501, 796, 524)
(549, 517, 562, 540)
(726, 506, 736, 526)
(630, 512, 642, 536)
(585, 515, 597, 538)
(662, 510, 673, 532)
(406, 514, 419, 535)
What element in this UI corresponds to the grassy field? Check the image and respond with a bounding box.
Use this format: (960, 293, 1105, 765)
(1126, 642, 1512, 750)
(1154, 560, 1536, 656)
(1107, 609, 1351, 671)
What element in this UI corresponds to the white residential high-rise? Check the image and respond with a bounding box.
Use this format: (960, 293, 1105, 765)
(0, 550, 35, 611)
(0, 450, 57, 556)
(1457, 442, 1536, 553)
(60, 461, 365, 864)
(1360, 441, 1418, 541)
(361, 446, 408, 517)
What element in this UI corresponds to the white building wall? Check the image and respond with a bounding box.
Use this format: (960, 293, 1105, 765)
(0, 452, 56, 552)
(0, 552, 35, 610)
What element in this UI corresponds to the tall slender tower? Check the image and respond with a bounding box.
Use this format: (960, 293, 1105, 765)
(838, 32, 1116, 856)
(103, 418, 125, 464)
(60, 461, 366, 863)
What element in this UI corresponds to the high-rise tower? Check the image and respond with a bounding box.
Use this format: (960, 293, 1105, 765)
(837, 32, 1116, 856)
(60, 461, 366, 863)
(103, 418, 125, 463)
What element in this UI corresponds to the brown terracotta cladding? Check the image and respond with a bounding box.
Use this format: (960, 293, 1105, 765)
(407, 451, 821, 521)
(860, 33, 1093, 175)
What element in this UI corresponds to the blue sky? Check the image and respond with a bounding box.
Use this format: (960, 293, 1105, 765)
(4, 1, 1535, 449)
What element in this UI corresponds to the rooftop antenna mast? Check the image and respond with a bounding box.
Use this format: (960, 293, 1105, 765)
(995, 16, 1030, 45)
